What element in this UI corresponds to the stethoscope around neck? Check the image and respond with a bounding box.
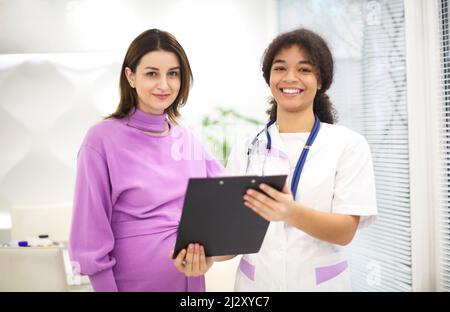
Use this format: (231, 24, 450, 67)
(245, 114, 321, 198)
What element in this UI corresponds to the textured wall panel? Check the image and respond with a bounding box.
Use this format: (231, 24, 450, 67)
(0, 53, 121, 212)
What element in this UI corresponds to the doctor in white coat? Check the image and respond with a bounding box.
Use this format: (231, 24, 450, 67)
(217, 28, 378, 291)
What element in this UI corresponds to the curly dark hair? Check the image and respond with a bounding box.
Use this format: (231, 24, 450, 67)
(262, 28, 337, 124)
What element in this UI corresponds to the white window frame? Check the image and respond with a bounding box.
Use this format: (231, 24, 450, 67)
(404, 0, 441, 291)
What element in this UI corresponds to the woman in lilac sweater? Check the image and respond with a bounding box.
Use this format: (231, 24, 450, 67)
(69, 29, 224, 291)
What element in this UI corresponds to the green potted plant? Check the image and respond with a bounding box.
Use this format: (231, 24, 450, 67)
(201, 107, 264, 166)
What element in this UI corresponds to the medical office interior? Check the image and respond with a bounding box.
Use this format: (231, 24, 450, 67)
(0, 0, 448, 292)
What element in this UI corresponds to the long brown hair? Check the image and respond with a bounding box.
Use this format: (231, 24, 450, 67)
(107, 29, 193, 123)
(262, 28, 337, 124)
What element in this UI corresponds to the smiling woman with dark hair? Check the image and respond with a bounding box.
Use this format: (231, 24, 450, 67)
(69, 29, 223, 292)
(220, 28, 378, 291)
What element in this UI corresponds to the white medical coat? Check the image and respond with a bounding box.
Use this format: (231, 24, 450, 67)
(225, 122, 377, 291)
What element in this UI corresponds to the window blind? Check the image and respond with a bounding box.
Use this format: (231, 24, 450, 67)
(438, 0, 450, 292)
(348, 0, 412, 291)
(277, 0, 412, 291)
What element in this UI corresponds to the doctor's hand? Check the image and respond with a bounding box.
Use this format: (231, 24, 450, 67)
(171, 243, 213, 277)
(243, 182, 295, 222)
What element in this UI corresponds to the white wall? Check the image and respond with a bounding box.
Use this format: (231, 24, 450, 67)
(0, 0, 277, 120)
(0, 0, 277, 208)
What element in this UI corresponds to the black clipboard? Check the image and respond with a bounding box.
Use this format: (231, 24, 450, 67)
(173, 174, 287, 258)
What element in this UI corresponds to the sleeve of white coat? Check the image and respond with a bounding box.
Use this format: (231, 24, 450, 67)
(331, 135, 377, 229)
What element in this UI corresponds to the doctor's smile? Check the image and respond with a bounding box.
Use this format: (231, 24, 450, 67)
(280, 87, 304, 96)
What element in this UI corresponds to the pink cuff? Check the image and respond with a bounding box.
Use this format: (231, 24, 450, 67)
(89, 269, 118, 292)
